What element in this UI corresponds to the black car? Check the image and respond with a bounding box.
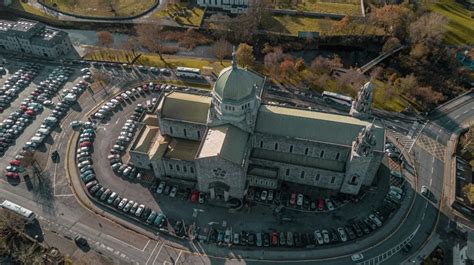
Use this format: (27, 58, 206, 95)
(402, 242, 413, 253)
(51, 150, 59, 161)
(74, 235, 88, 248)
(358, 221, 371, 235)
(141, 208, 152, 220)
(263, 233, 270, 247)
(301, 233, 308, 246)
(240, 231, 248, 246)
(330, 229, 339, 243)
(248, 232, 256, 246)
(345, 225, 356, 240)
(294, 232, 302, 247)
(209, 229, 217, 243)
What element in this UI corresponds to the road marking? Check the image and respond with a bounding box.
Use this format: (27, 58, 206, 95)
(175, 250, 183, 264)
(152, 243, 165, 265)
(54, 194, 74, 197)
(103, 234, 150, 252)
(455, 114, 461, 119)
(145, 241, 160, 265)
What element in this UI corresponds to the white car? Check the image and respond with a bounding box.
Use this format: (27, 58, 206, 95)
(169, 186, 177, 197)
(314, 230, 324, 245)
(351, 253, 364, 262)
(118, 198, 128, 209)
(322, 229, 330, 244)
(135, 204, 145, 217)
(325, 198, 335, 211)
(70, 121, 82, 128)
(337, 227, 347, 242)
(260, 190, 268, 201)
(156, 182, 165, 194)
(369, 214, 383, 227)
(297, 194, 304, 206)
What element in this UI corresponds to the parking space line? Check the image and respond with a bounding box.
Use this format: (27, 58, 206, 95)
(152, 243, 165, 265)
(145, 241, 159, 265)
(175, 250, 183, 264)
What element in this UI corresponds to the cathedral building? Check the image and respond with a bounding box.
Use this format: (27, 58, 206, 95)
(130, 56, 385, 201)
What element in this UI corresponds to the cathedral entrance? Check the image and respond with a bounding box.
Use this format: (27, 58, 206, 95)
(209, 181, 230, 201)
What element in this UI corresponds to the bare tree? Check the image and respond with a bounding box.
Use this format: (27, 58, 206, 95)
(135, 23, 165, 60)
(120, 36, 140, 57)
(96, 31, 114, 48)
(409, 13, 448, 46)
(212, 38, 232, 64)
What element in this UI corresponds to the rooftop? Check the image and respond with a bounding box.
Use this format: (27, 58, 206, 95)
(198, 124, 249, 164)
(164, 137, 201, 161)
(159, 92, 211, 124)
(10, 19, 40, 33)
(255, 105, 385, 151)
(214, 65, 265, 102)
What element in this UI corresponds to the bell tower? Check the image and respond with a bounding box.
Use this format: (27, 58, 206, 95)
(341, 121, 378, 194)
(350, 81, 373, 120)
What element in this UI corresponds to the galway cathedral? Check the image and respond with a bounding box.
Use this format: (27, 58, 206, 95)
(130, 55, 385, 201)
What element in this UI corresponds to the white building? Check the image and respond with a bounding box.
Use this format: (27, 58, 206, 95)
(0, 19, 74, 58)
(197, 0, 250, 14)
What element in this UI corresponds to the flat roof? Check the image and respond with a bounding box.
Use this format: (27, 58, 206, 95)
(164, 137, 201, 161)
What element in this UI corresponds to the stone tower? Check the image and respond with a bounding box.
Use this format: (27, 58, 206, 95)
(350, 81, 373, 120)
(341, 121, 378, 194)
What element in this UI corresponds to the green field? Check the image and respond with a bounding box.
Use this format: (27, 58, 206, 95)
(41, 0, 156, 17)
(429, 0, 474, 45)
(153, 4, 204, 27)
(275, 0, 361, 16)
(261, 15, 383, 36)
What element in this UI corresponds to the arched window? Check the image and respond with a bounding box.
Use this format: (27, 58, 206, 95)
(260, 140, 263, 148)
(320, 150, 325, 158)
(183, 128, 187, 137)
(289, 145, 293, 153)
(335, 152, 340, 160)
(305, 148, 309, 155)
(274, 143, 278, 150)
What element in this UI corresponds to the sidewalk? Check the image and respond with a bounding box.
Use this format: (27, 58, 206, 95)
(402, 234, 442, 265)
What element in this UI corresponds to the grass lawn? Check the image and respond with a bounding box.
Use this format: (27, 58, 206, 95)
(429, 0, 474, 45)
(371, 80, 408, 112)
(261, 15, 383, 36)
(152, 4, 204, 26)
(41, 0, 156, 17)
(275, 0, 361, 16)
(10, 0, 56, 18)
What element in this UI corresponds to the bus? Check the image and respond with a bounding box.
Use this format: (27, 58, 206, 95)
(176, 67, 201, 78)
(322, 91, 353, 107)
(0, 200, 36, 222)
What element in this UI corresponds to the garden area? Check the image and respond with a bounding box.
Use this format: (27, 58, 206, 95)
(40, 0, 157, 18)
(153, 3, 205, 27)
(274, 0, 361, 16)
(429, 0, 474, 45)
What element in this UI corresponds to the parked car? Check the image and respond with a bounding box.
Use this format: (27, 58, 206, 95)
(169, 186, 177, 198)
(156, 182, 165, 194)
(337, 227, 348, 242)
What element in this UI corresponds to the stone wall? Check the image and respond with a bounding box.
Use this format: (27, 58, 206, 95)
(159, 118, 205, 141)
(162, 158, 197, 181)
(196, 156, 247, 199)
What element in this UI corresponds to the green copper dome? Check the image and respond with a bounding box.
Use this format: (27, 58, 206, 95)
(213, 66, 264, 102)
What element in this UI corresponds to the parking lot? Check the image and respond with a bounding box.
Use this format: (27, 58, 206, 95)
(71, 79, 409, 250)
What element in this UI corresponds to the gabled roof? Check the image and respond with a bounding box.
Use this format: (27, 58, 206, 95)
(214, 66, 265, 102)
(255, 105, 384, 151)
(197, 124, 249, 165)
(159, 92, 211, 124)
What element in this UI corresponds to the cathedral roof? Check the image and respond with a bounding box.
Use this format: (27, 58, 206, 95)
(197, 124, 249, 164)
(255, 105, 384, 151)
(213, 65, 265, 102)
(159, 92, 211, 124)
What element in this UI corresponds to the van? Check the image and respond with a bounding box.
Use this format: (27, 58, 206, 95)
(37, 128, 50, 136)
(44, 116, 58, 125)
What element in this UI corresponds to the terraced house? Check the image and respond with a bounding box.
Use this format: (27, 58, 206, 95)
(0, 19, 74, 58)
(130, 56, 385, 201)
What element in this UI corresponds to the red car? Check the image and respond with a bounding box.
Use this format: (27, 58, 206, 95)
(20, 105, 28, 111)
(271, 231, 278, 246)
(115, 96, 124, 102)
(154, 84, 161, 92)
(5, 172, 19, 178)
(25, 110, 35, 116)
(9, 160, 21, 166)
(142, 85, 149, 92)
(79, 141, 92, 147)
(289, 193, 297, 205)
(190, 191, 199, 202)
(318, 198, 325, 211)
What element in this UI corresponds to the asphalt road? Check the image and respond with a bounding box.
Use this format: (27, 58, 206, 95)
(0, 54, 465, 265)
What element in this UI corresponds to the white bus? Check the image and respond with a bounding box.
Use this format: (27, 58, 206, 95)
(176, 67, 201, 78)
(322, 91, 353, 107)
(0, 200, 36, 222)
